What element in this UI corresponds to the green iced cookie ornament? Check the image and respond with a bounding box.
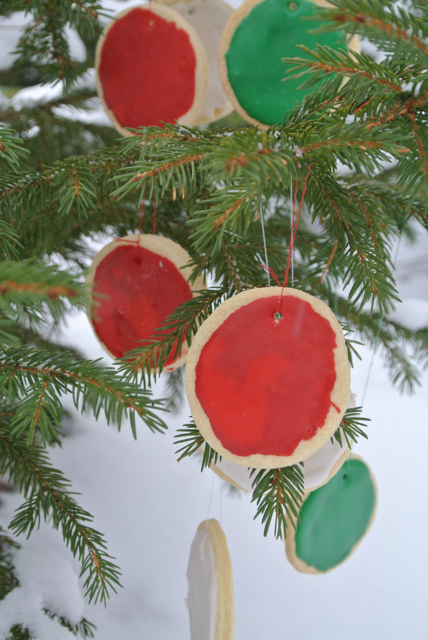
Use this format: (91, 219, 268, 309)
(219, 0, 359, 127)
(285, 455, 377, 574)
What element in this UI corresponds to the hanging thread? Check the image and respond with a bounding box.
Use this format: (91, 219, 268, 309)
(138, 191, 145, 236)
(204, 472, 216, 534)
(290, 180, 295, 287)
(259, 195, 270, 286)
(277, 166, 311, 312)
(153, 192, 157, 235)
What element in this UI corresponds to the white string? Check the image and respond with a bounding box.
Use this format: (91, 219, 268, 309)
(290, 180, 294, 287)
(219, 479, 222, 526)
(204, 473, 216, 532)
(259, 196, 270, 286)
(360, 234, 403, 407)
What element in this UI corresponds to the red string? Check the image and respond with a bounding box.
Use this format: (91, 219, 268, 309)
(260, 264, 281, 287)
(153, 192, 157, 235)
(283, 178, 298, 287)
(115, 190, 146, 245)
(353, 99, 370, 114)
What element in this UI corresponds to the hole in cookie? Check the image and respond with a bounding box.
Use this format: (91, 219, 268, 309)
(274, 312, 283, 322)
(288, 2, 298, 10)
(188, 7, 195, 14)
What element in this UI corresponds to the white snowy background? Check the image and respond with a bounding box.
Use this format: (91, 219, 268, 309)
(1, 2, 428, 639)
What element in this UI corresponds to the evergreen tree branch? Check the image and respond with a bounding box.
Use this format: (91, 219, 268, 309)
(174, 420, 220, 470)
(163, 366, 185, 416)
(0, 347, 167, 444)
(333, 406, 369, 448)
(9, 0, 111, 88)
(0, 422, 121, 604)
(0, 528, 20, 602)
(250, 465, 305, 539)
(0, 127, 29, 169)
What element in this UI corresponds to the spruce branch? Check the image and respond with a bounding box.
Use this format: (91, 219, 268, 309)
(0, 527, 20, 602)
(0, 222, 22, 260)
(174, 420, 220, 470)
(163, 366, 185, 416)
(0, 422, 121, 604)
(0, 127, 29, 169)
(250, 465, 305, 539)
(10, 0, 111, 88)
(311, 0, 428, 61)
(0, 261, 81, 316)
(0, 347, 167, 444)
(333, 406, 370, 448)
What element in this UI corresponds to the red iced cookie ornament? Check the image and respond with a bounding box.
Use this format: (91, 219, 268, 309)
(86, 235, 205, 371)
(95, 4, 209, 135)
(185, 287, 350, 468)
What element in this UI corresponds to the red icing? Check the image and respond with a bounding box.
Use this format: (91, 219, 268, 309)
(91, 243, 193, 365)
(98, 8, 196, 129)
(195, 296, 338, 457)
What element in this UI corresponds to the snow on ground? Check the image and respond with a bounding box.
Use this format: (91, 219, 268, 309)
(0, 548, 83, 640)
(0, 231, 427, 640)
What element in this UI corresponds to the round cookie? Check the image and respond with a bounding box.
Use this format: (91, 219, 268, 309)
(219, 0, 360, 128)
(155, 0, 234, 123)
(186, 519, 234, 640)
(95, 3, 209, 135)
(86, 234, 205, 371)
(286, 455, 377, 574)
(186, 287, 350, 469)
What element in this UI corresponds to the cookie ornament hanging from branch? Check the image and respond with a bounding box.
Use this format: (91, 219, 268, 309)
(286, 455, 377, 574)
(155, 0, 234, 123)
(86, 234, 205, 372)
(219, 0, 360, 128)
(186, 287, 350, 468)
(95, 3, 209, 135)
(186, 519, 234, 640)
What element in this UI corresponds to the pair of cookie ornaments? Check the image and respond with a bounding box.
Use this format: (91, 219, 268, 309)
(89, 2, 374, 638)
(95, 0, 360, 132)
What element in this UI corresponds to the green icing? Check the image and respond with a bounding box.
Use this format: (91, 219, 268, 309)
(295, 459, 376, 572)
(225, 0, 344, 125)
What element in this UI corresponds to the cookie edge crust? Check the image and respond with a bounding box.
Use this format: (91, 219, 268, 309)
(85, 234, 205, 370)
(95, 3, 209, 136)
(185, 286, 350, 469)
(155, 0, 235, 124)
(218, 0, 360, 129)
(285, 454, 378, 575)
(197, 519, 235, 640)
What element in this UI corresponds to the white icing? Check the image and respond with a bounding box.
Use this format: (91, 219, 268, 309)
(163, 0, 233, 123)
(214, 457, 253, 492)
(187, 529, 218, 640)
(302, 438, 348, 491)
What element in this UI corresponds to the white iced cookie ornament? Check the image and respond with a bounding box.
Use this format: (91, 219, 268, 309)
(156, 0, 234, 123)
(186, 519, 234, 640)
